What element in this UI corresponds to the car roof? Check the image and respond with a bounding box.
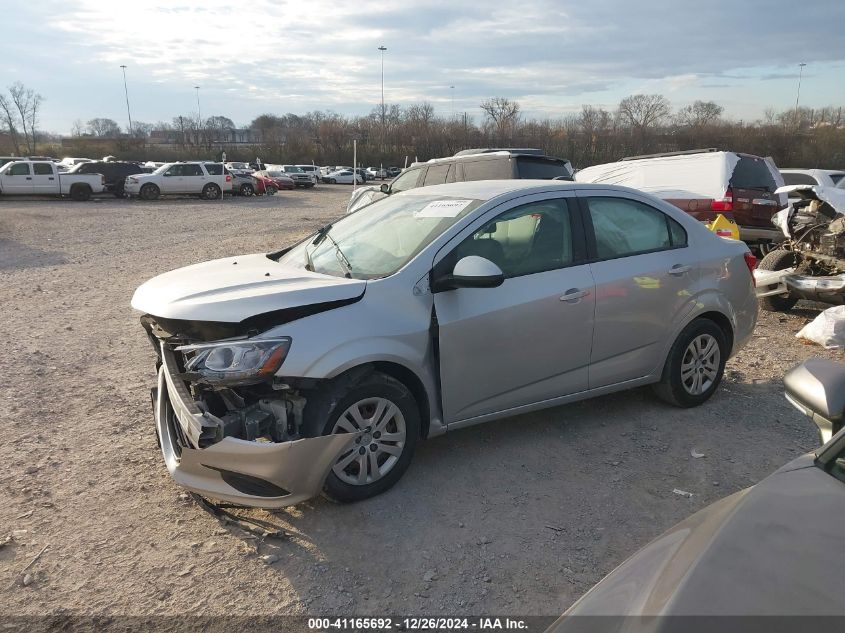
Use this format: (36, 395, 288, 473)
(396, 179, 633, 202)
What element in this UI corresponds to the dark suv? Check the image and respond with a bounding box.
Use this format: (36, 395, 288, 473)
(346, 149, 574, 214)
(69, 161, 150, 197)
(387, 149, 573, 195)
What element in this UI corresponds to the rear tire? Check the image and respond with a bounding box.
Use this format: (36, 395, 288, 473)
(758, 249, 800, 312)
(202, 183, 222, 200)
(652, 318, 728, 408)
(265, 184, 278, 196)
(139, 183, 160, 200)
(70, 184, 91, 201)
(327, 178, 336, 184)
(113, 183, 126, 198)
(302, 369, 420, 503)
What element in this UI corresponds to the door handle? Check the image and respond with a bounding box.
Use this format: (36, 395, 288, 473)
(668, 264, 691, 276)
(25, 177, 32, 180)
(560, 288, 590, 302)
(48, 177, 55, 180)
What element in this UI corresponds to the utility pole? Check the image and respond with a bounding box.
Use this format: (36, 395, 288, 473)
(120, 65, 133, 136)
(194, 86, 202, 145)
(450, 85, 455, 118)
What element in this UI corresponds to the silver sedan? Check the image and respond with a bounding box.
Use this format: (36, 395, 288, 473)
(132, 180, 758, 507)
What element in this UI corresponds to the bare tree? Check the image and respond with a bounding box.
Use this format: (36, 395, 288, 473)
(0, 93, 21, 154)
(87, 118, 121, 137)
(70, 119, 85, 137)
(6, 82, 43, 153)
(618, 94, 671, 129)
(617, 93, 670, 152)
(676, 100, 723, 128)
(480, 97, 521, 142)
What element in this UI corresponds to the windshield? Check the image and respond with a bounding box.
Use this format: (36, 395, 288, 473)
(284, 166, 304, 173)
(267, 171, 284, 177)
(836, 177, 845, 190)
(276, 193, 484, 279)
(153, 164, 171, 175)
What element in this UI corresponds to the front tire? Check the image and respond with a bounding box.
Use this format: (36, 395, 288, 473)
(265, 184, 278, 196)
(202, 183, 222, 200)
(326, 178, 336, 184)
(758, 249, 800, 312)
(653, 318, 728, 408)
(139, 183, 160, 200)
(302, 370, 420, 503)
(239, 183, 254, 197)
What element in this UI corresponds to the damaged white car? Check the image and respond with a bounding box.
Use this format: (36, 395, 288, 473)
(133, 180, 757, 508)
(756, 183, 845, 311)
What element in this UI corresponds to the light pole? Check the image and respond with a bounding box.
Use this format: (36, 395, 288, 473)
(378, 46, 387, 127)
(194, 86, 202, 124)
(120, 65, 133, 136)
(795, 62, 807, 112)
(450, 85, 455, 118)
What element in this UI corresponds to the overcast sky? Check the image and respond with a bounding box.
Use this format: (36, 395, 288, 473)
(3, 0, 845, 133)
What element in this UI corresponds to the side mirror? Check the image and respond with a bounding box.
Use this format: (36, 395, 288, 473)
(433, 256, 504, 292)
(380, 183, 390, 194)
(784, 359, 845, 445)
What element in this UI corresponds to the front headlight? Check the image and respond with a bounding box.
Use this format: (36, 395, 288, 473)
(175, 337, 291, 385)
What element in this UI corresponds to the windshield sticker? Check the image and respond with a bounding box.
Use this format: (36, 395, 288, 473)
(414, 199, 475, 218)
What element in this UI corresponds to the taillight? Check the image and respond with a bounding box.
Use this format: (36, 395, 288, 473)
(744, 252, 757, 287)
(225, 175, 231, 182)
(711, 188, 733, 212)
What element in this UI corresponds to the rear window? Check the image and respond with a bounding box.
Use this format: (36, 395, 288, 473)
(830, 174, 845, 185)
(782, 172, 819, 186)
(731, 157, 777, 192)
(461, 158, 513, 181)
(204, 163, 224, 175)
(516, 157, 572, 180)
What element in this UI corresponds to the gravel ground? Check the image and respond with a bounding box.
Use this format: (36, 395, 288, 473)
(0, 188, 839, 620)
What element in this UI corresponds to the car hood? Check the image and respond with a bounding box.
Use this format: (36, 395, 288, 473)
(553, 454, 845, 619)
(131, 253, 366, 323)
(776, 184, 845, 216)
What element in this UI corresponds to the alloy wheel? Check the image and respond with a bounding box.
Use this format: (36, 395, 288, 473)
(681, 334, 720, 395)
(331, 397, 406, 486)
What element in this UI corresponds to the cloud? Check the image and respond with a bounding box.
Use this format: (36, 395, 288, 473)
(2, 0, 845, 131)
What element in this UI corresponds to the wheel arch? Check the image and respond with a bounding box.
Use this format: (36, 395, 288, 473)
(300, 358, 435, 440)
(695, 310, 734, 356)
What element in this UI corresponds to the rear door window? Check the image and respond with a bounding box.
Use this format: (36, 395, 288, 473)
(184, 164, 203, 176)
(731, 157, 777, 192)
(33, 163, 53, 175)
(585, 197, 685, 260)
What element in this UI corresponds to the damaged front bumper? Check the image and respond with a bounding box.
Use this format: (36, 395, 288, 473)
(154, 344, 356, 508)
(755, 269, 845, 304)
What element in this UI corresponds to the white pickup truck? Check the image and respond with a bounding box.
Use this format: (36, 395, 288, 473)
(0, 160, 106, 200)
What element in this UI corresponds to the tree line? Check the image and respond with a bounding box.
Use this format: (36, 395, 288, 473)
(2, 80, 844, 169)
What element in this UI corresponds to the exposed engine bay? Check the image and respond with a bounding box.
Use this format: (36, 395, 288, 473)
(782, 197, 845, 275)
(142, 314, 311, 448)
(757, 186, 845, 308)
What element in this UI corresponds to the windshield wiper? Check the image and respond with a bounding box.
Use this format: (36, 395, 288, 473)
(323, 232, 353, 278)
(306, 224, 353, 277)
